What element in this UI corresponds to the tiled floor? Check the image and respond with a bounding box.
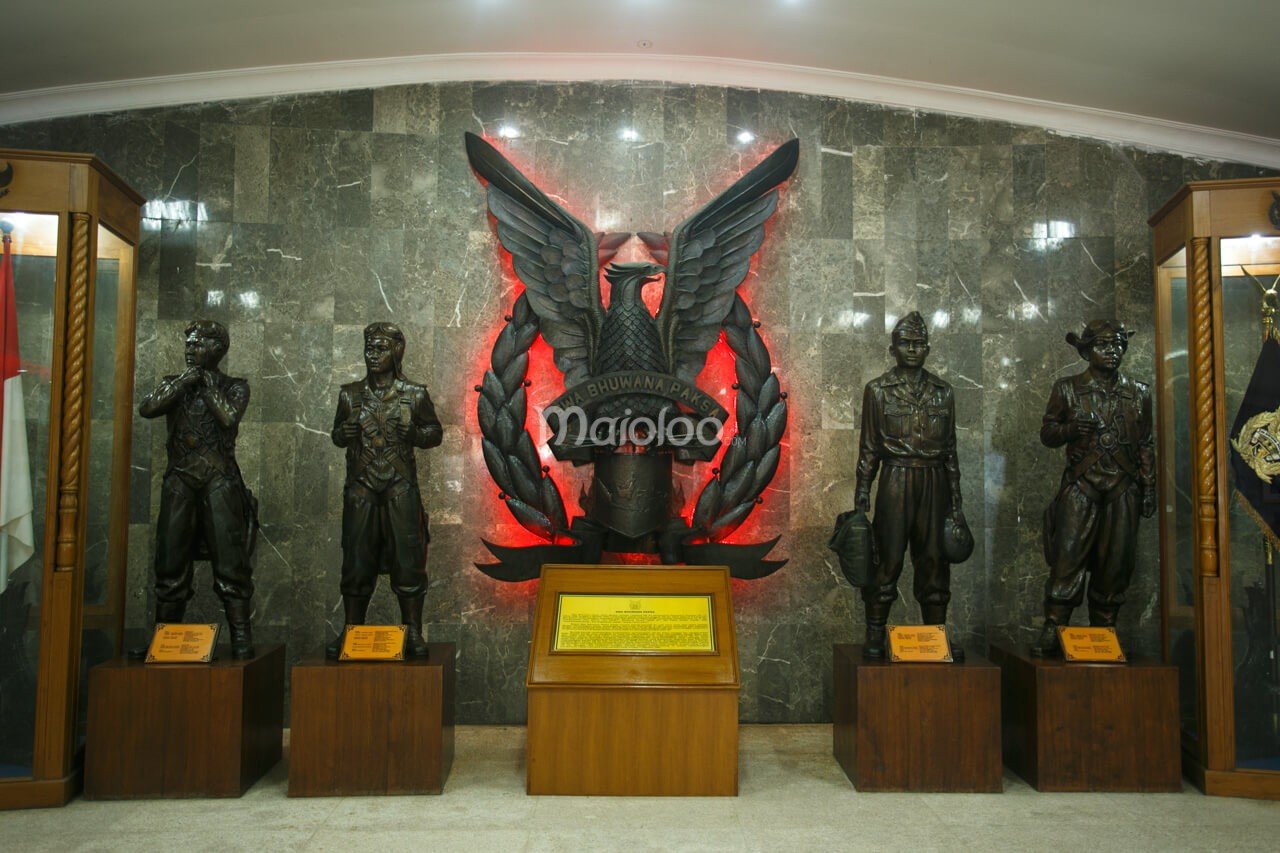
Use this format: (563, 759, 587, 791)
(2, 726, 1279, 852)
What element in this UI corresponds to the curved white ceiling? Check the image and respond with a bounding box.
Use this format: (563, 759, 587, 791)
(4, 0, 1279, 164)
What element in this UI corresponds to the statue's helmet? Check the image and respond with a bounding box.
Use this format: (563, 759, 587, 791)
(1065, 319, 1135, 359)
(363, 321, 406, 377)
(891, 310, 929, 345)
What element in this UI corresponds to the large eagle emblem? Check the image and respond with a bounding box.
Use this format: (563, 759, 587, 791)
(466, 132, 798, 580)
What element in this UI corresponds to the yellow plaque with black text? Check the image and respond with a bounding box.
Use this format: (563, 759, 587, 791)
(887, 624, 954, 662)
(145, 623, 220, 664)
(553, 593, 715, 653)
(339, 625, 408, 661)
(1058, 626, 1126, 663)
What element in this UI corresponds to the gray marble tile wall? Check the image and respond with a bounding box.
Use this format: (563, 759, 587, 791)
(3, 82, 1275, 722)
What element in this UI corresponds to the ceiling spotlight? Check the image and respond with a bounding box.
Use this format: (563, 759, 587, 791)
(736, 130, 755, 144)
(636, 39, 653, 49)
(497, 125, 521, 139)
(619, 128, 639, 141)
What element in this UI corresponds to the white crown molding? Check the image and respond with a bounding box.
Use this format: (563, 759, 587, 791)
(3, 51, 1279, 168)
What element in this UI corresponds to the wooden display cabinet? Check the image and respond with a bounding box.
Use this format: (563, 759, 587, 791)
(0, 150, 142, 809)
(1150, 178, 1280, 799)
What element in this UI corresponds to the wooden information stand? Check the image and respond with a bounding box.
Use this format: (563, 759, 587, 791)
(990, 644, 1181, 791)
(526, 565, 739, 796)
(288, 643, 454, 797)
(84, 645, 285, 799)
(832, 643, 1002, 792)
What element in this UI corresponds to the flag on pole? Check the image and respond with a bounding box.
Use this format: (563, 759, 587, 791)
(1230, 334, 1280, 548)
(0, 221, 35, 594)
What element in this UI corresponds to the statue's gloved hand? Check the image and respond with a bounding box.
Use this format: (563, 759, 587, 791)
(1067, 414, 1102, 441)
(338, 419, 360, 442)
(854, 491, 870, 513)
(1142, 488, 1157, 519)
(395, 415, 414, 441)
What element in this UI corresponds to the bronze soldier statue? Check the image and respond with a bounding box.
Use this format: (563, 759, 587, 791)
(328, 323, 442, 659)
(137, 320, 258, 659)
(1032, 320, 1155, 656)
(854, 312, 965, 659)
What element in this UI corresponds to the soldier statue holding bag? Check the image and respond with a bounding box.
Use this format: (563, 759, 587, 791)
(848, 312, 972, 660)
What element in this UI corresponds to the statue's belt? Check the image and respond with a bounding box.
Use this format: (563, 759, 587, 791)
(882, 457, 945, 469)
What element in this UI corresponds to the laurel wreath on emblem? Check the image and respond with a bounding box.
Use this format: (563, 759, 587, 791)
(477, 290, 787, 543)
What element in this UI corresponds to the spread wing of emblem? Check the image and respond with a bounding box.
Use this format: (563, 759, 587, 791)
(464, 133, 628, 388)
(639, 138, 800, 382)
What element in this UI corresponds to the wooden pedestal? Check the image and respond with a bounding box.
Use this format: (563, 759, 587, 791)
(288, 643, 455, 797)
(833, 643, 1002, 792)
(527, 686, 737, 796)
(526, 565, 739, 796)
(84, 644, 284, 799)
(990, 643, 1181, 791)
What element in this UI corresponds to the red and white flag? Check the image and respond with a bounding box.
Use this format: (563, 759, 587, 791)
(0, 222, 34, 594)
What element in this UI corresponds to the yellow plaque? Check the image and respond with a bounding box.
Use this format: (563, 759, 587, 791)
(553, 593, 715, 653)
(145, 623, 219, 664)
(887, 624, 953, 663)
(339, 625, 407, 661)
(1059, 626, 1126, 663)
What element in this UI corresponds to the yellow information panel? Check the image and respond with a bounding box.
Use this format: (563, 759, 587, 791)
(1059, 626, 1127, 663)
(553, 593, 715, 653)
(145, 623, 219, 664)
(887, 624, 954, 663)
(339, 625, 407, 661)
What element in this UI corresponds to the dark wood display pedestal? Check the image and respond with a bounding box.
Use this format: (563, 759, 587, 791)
(287, 643, 455, 797)
(990, 644, 1181, 791)
(84, 644, 285, 799)
(832, 643, 1002, 792)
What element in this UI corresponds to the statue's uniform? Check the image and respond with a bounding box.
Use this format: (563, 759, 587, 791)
(855, 368, 961, 618)
(143, 373, 254, 604)
(332, 378, 442, 599)
(1040, 371, 1154, 626)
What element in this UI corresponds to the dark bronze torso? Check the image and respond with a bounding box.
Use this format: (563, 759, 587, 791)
(342, 378, 423, 491)
(162, 373, 245, 482)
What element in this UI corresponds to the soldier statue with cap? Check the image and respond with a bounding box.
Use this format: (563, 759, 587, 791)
(853, 311, 971, 660)
(136, 320, 259, 659)
(1032, 319, 1155, 657)
(328, 322, 443, 659)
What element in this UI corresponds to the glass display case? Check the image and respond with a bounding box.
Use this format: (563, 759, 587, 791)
(0, 150, 141, 809)
(1151, 178, 1280, 800)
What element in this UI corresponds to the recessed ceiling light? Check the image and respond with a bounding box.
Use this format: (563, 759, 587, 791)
(736, 130, 755, 144)
(497, 125, 520, 139)
(636, 39, 653, 49)
(619, 128, 639, 141)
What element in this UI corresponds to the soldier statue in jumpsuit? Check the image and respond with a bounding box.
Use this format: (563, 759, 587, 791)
(328, 322, 442, 659)
(137, 320, 258, 659)
(855, 312, 964, 659)
(1032, 320, 1155, 656)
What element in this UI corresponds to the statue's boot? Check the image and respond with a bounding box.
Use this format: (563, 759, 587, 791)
(1024, 614, 1064, 653)
(325, 595, 371, 660)
(862, 601, 891, 660)
(922, 603, 964, 662)
(1088, 603, 1118, 629)
(224, 598, 256, 661)
(399, 594, 431, 659)
(128, 600, 187, 660)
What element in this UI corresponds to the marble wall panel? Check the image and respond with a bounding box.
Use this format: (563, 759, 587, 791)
(6, 81, 1275, 722)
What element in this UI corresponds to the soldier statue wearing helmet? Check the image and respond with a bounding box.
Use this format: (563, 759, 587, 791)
(328, 322, 443, 659)
(853, 311, 971, 660)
